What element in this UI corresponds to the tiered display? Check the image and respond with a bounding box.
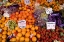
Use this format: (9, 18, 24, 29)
(0, 0, 64, 42)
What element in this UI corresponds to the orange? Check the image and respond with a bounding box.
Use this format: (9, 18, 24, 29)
(16, 36, 20, 40)
(1, 17, 5, 21)
(32, 31, 36, 36)
(17, 33, 22, 37)
(0, 34, 2, 37)
(37, 34, 40, 38)
(25, 32, 30, 37)
(0, 20, 2, 24)
(18, 14, 22, 18)
(14, 18, 17, 21)
(17, 28, 22, 33)
(12, 30, 16, 33)
(31, 27, 35, 31)
(26, 29, 30, 32)
(16, 12, 19, 15)
(23, 7, 26, 10)
(29, 25, 32, 28)
(25, 37, 29, 42)
(2, 31, 7, 35)
(22, 31, 26, 36)
(22, 28, 26, 32)
(27, 9, 30, 12)
(2, 39, 6, 42)
(10, 38, 16, 41)
(35, 26, 38, 30)
(32, 37, 37, 42)
(2, 34, 7, 39)
(15, 27, 19, 30)
(0, 38, 2, 41)
(18, 18, 22, 21)
(1, 24, 4, 28)
(20, 37, 24, 41)
(3, 27, 8, 31)
(7, 31, 12, 36)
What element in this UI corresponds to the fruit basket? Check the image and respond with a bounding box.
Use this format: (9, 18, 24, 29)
(0, 0, 64, 42)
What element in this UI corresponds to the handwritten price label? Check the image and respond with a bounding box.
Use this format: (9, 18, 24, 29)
(45, 8, 53, 14)
(46, 22, 56, 29)
(47, 0, 53, 2)
(18, 20, 26, 28)
(24, 0, 30, 5)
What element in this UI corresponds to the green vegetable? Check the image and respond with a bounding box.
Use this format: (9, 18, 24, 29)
(8, 20, 17, 30)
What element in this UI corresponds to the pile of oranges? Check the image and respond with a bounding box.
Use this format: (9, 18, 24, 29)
(0, 5, 40, 42)
(0, 17, 40, 42)
(0, 17, 9, 42)
(10, 7, 35, 25)
(10, 25, 40, 42)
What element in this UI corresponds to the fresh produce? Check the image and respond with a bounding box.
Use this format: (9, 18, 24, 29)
(9, 25, 40, 42)
(37, 26, 64, 42)
(0, 17, 10, 42)
(0, 0, 64, 42)
(10, 6, 35, 25)
(34, 6, 48, 27)
(48, 13, 62, 26)
(36, 0, 61, 11)
(7, 20, 17, 30)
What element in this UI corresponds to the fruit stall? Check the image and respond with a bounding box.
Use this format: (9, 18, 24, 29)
(0, 0, 64, 42)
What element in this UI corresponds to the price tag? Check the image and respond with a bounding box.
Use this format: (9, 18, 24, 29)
(46, 22, 56, 29)
(18, 20, 26, 28)
(0, 29, 2, 32)
(45, 8, 53, 14)
(3, 11, 10, 17)
(47, 0, 53, 2)
(24, 0, 30, 5)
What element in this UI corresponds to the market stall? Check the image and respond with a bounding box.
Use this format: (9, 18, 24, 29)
(0, 0, 64, 42)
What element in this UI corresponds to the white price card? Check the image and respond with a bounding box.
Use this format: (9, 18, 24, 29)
(47, 0, 53, 2)
(45, 8, 53, 14)
(3, 11, 10, 17)
(24, 0, 30, 5)
(46, 22, 56, 29)
(18, 20, 26, 28)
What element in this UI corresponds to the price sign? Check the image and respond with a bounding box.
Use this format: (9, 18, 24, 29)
(18, 20, 26, 28)
(46, 22, 56, 29)
(45, 8, 53, 14)
(24, 0, 30, 5)
(3, 11, 10, 17)
(47, 0, 53, 2)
